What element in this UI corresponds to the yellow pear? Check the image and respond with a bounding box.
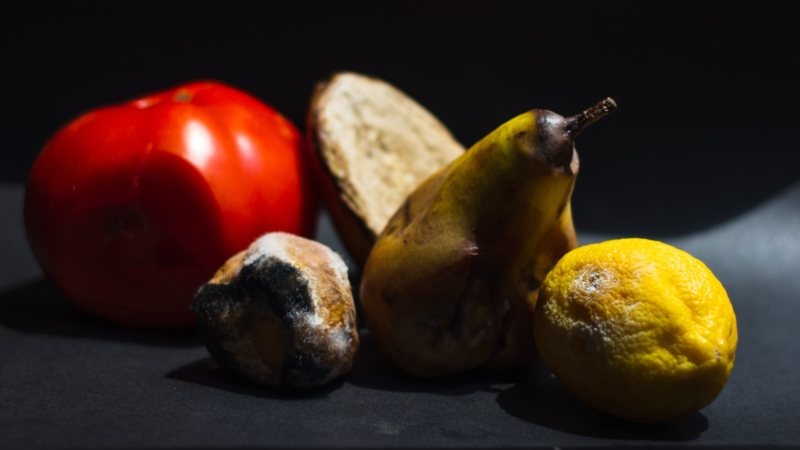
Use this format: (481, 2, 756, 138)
(360, 99, 616, 377)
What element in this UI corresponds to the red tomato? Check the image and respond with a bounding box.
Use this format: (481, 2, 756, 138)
(25, 81, 317, 327)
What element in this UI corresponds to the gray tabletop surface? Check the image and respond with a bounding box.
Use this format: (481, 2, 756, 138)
(1, 182, 799, 449)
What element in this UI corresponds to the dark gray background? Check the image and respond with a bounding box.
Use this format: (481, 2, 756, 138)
(2, 1, 800, 448)
(2, 1, 799, 235)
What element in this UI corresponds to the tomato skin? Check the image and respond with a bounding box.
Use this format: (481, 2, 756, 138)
(25, 81, 317, 327)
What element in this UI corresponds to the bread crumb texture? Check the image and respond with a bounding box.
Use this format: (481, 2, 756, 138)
(314, 72, 464, 236)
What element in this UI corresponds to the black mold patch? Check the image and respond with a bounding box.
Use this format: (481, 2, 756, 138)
(239, 256, 313, 325)
(191, 255, 317, 386)
(191, 282, 249, 375)
(281, 351, 331, 390)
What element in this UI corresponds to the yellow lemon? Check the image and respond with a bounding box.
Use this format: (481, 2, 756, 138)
(533, 238, 737, 423)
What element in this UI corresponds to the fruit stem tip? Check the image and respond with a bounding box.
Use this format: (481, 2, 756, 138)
(567, 97, 617, 137)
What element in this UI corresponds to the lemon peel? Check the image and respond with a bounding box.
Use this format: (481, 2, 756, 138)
(534, 238, 737, 423)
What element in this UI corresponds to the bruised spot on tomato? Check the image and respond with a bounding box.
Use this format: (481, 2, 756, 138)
(137, 149, 226, 274)
(173, 91, 193, 102)
(102, 204, 147, 244)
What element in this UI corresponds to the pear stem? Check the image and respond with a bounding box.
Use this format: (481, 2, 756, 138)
(566, 98, 617, 137)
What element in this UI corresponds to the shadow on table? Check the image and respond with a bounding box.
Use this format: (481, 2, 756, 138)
(0, 280, 200, 348)
(170, 330, 516, 398)
(167, 356, 344, 400)
(496, 359, 709, 441)
(345, 330, 524, 395)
